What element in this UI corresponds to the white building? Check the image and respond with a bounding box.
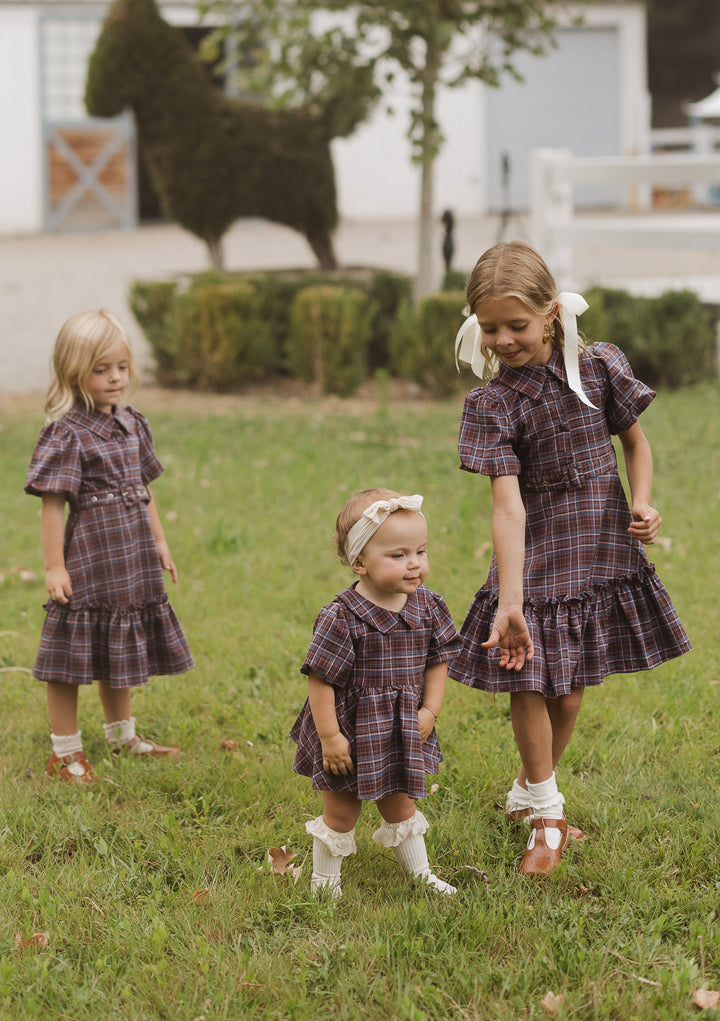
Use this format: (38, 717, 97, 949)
(0, 0, 648, 235)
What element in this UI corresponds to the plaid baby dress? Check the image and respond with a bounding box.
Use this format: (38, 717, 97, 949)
(25, 404, 194, 687)
(450, 343, 690, 696)
(290, 584, 461, 801)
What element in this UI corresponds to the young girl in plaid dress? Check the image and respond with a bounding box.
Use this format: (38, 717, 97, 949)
(25, 310, 194, 784)
(290, 489, 461, 897)
(450, 241, 690, 876)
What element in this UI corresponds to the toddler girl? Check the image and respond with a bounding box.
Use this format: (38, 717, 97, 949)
(25, 310, 194, 784)
(290, 489, 461, 897)
(451, 241, 691, 876)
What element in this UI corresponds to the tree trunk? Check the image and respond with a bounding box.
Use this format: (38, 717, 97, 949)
(415, 34, 442, 299)
(207, 235, 225, 271)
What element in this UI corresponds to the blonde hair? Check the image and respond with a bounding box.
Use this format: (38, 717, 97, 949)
(44, 310, 139, 422)
(334, 488, 400, 566)
(465, 241, 581, 379)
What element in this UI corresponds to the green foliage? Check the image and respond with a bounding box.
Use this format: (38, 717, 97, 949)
(581, 286, 716, 388)
(390, 291, 466, 397)
(85, 0, 340, 269)
(129, 269, 412, 391)
(287, 286, 374, 395)
(442, 268, 470, 292)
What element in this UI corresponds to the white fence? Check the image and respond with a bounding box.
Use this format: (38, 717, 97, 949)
(530, 148, 720, 290)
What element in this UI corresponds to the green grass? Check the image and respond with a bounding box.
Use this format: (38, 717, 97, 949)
(1, 381, 719, 1020)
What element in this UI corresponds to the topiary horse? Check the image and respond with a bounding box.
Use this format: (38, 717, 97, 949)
(85, 0, 340, 270)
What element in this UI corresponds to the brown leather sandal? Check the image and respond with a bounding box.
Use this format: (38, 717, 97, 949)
(520, 816, 570, 876)
(46, 751, 97, 784)
(120, 735, 180, 757)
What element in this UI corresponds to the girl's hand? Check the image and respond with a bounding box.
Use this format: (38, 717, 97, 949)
(482, 605, 534, 670)
(156, 540, 178, 583)
(46, 567, 72, 604)
(320, 732, 355, 775)
(417, 706, 436, 743)
(628, 502, 662, 546)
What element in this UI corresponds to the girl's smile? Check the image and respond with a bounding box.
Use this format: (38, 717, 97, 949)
(475, 296, 556, 370)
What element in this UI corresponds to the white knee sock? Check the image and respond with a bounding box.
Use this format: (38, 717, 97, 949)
(372, 810, 456, 896)
(306, 816, 356, 898)
(526, 773, 566, 851)
(103, 717, 153, 754)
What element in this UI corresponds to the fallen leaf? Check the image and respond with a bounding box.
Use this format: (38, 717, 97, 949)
(474, 543, 491, 560)
(429, 783, 440, 794)
(654, 536, 673, 552)
(192, 889, 210, 906)
(10, 565, 36, 583)
(541, 991, 564, 1016)
(268, 846, 296, 875)
(15, 931, 49, 950)
(287, 864, 303, 881)
(220, 740, 238, 751)
(693, 989, 720, 1010)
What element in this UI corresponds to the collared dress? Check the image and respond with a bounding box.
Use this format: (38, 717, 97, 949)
(450, 342, 690, 697)
(25, 403, 194, 687)
(290, 583, 461, 801)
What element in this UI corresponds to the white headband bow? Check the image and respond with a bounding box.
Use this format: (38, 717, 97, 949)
(345, 494, 424, 566)
(455, 291, 596, 409)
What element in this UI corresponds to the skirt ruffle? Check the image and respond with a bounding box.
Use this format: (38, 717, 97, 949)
(32, 596, 195, 687)
(450, 564, 691, 696)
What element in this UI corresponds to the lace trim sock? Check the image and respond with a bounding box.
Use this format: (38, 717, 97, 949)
(103, 718, 154, 755)
(51, 731, 83, 758)
(305, 817, 356, 898)
(526, 773, 566, 851)
(373, 811, 456, 896)
(505, 779, 532, 814)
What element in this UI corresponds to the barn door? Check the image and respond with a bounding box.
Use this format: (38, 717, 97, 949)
(44, 113, 137, 231)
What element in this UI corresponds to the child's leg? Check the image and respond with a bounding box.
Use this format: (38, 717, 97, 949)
(509, 691, 571, 876)
(373, 793, 456, 895)
(46, 682, 95, 783)
(307, 790, 361, 898)
(97, 682, 179, 757)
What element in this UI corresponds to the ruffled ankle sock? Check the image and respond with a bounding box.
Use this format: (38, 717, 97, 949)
(505, 779, 532, 815)
(50, 731, 87, 778)
(526, 773, 566, 851)
(306, 816, 356, 898)
(103, 717, 153, 755)
(372, 810, 456, 896)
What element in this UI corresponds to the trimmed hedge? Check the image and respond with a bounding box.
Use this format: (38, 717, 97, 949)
(288, 286, 374, 396)
(389, 291, 467, 397)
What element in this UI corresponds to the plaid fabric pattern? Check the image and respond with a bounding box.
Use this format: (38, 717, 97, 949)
(451, 343, 691, 696)
(25, 404, 194, 687)
(290, 584, 461, 801)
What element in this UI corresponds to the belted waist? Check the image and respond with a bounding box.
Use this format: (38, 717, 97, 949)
(77, 485, 150, 509)
(520, 452, 617, 492)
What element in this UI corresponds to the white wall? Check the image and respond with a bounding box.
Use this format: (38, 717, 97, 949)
(0, 9, 43, 232)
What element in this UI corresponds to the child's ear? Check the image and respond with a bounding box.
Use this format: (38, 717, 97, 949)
(352, 558, 367, 576)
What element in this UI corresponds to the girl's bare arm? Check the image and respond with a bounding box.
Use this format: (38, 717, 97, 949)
(618, 421, 661, 545)
(41, 493, 72, 603)
(418, 661, 447, 742)
(307, 671, 355, 774)
(147, 490, 178, 582)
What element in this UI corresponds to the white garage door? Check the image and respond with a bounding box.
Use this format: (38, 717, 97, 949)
(486, 26, 621, 211)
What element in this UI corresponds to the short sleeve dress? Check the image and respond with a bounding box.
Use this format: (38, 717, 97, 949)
(25, 403, 194, 688)
(449, 343, 691, 697)
(290, 583, 461, 801)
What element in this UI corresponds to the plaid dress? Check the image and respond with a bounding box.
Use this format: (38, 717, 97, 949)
(25, 404, 194, 687)
(450, 343, 690, 697)
(290, 584, 461, 801)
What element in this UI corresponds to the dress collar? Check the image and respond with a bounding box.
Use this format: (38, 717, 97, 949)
(66, 403, 135, 438)
(495, 348, 567, 400)
(335, 584, 426, 632)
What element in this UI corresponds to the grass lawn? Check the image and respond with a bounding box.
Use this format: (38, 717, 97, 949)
(1, 379, 719, 1020)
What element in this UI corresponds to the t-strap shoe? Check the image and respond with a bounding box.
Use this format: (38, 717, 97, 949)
(520, 816, 570, 877)
(123, 735, 180, 756)
(46, 751, 97, 785)
(505, 801, 585, 842)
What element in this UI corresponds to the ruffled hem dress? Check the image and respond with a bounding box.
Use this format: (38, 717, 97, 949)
(25, 404, 194, 687)
(290, 583, 461, 801)
(449, 343, 691, 697)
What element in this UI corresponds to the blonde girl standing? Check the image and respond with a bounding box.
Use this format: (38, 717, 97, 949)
(290, 489, 461, 898)
(450, 242, 690, 876)
(25, 310, 194, 784)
